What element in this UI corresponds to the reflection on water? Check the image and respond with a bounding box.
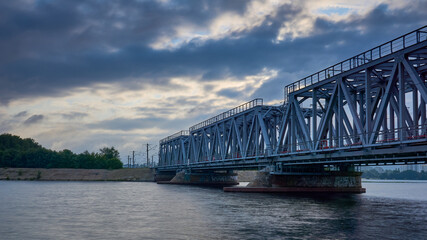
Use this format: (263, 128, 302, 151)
(0, 180, 426, 240)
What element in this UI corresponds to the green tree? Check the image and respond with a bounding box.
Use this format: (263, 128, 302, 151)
(99, 147, 120, 159)
(0, 133, 123, 169)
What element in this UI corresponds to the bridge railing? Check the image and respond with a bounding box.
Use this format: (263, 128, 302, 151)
(374, 124, 427, 144)
(189, 98, 263, 132)
(284, 25, 427, 103)
(276, 133, 363, 153)
(276, 124, 427, 154)
(160, 130, 189, 144)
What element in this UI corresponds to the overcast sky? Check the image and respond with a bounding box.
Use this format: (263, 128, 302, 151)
(0, 0, 425, 163)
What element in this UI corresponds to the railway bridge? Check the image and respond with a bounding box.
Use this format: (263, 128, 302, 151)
(156, 26, 427, 192)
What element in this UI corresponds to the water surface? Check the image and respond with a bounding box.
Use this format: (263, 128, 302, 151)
(1, 180, 426, 239)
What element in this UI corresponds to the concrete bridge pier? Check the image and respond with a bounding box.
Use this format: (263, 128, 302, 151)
(224, 165, 366, 193)
(154, 170, 177, 182)
(157, 169, 239, 186)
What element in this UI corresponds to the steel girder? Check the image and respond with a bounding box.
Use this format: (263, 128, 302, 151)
(280, 41, 427, 156)
(187, 105, 281, 165)
(159, 131, 189, 167)
(158, 26, 427, 171)
(158, 102, 282, 168)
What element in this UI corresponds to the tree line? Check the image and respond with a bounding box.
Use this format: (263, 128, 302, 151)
(363, 168, 427, 180)
(0, 134, 122, 169)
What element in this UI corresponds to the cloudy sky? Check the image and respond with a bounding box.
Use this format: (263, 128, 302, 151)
(0, 0, 425, 163)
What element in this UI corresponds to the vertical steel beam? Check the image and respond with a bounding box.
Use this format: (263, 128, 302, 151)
(312, 89, 317, 148)
(255, 113, 260, 155)
(398, 62, 405, 141)
(290, 101, 296, 152)
(421, 75, 426, 130)
(421, 99, 426, 133)
(360, 91, 365, 127)
(191, 134, 197, 163)
(242, 114, 247, 156)
(413, 87, 418, 136)
(390, 105, 395, 140)
(337, 79, 343, 147)
(365, 68, 372, 142)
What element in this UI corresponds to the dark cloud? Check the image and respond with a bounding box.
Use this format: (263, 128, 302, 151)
(0, 0, 425, 104)
(88, 117, 190, 132)
(251, 3, 427, 101)
(134, 107, 176, 116)
(88, 110, 223, 134)
(88, 117, 150, 131)
(13, 111, 28, 118)
(23, 114, 44, 125)
(0, 0, 253, 104)
(61, 112, 88, 120)
(217, 88, 243, 99)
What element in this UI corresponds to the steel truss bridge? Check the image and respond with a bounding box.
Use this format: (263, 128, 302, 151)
(158, 26, 427, 173)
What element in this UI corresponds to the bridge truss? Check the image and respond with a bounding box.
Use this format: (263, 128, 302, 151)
(158, 26, 427, 172)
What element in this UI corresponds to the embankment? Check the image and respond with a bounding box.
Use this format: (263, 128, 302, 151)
(0, 168, 155, 181)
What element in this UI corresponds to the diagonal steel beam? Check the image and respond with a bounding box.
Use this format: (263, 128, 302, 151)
(275, 104, 290, 154)
(258, 113, 272, 155)
(208, 128, 216, 161)
(215, 124, 225, 160)
(293, 99, 313, 150)
(225, 120, 233, 158)
(244, 115, 256, 156)
(233, 119, 243, 156)
(402, 58, 427, 104)
(316, 83, 338, 149)
(340, 79, 366, 144)
(369, 60, 399, 144)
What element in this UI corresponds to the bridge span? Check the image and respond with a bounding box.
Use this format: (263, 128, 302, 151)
(156, 26, 427, 191)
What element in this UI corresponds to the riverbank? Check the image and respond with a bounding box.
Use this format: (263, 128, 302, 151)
(0, 168, 155, 181)
(0, 168, 261, 182)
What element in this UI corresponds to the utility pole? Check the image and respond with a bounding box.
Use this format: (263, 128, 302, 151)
(127, 155, 130, 168)
(151, 155, 154, 167)
(132, 151, 135, 168)
(146, 144, 149, 167)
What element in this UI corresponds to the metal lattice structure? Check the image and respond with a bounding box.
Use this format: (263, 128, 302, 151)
(159, 99, 283, 167)
(158, 26, 427, 172)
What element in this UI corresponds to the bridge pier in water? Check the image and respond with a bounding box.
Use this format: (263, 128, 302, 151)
(225, 165, 365, 193)
(154, 170, 176, 182)
(156, 169, 238, 186)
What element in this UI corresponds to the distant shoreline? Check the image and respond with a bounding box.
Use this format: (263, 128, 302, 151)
(0, 168, 155, 181)
(362, 179, 427, 183)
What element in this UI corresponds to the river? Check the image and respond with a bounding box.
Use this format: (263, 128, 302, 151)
(0, 180, 426, 239)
